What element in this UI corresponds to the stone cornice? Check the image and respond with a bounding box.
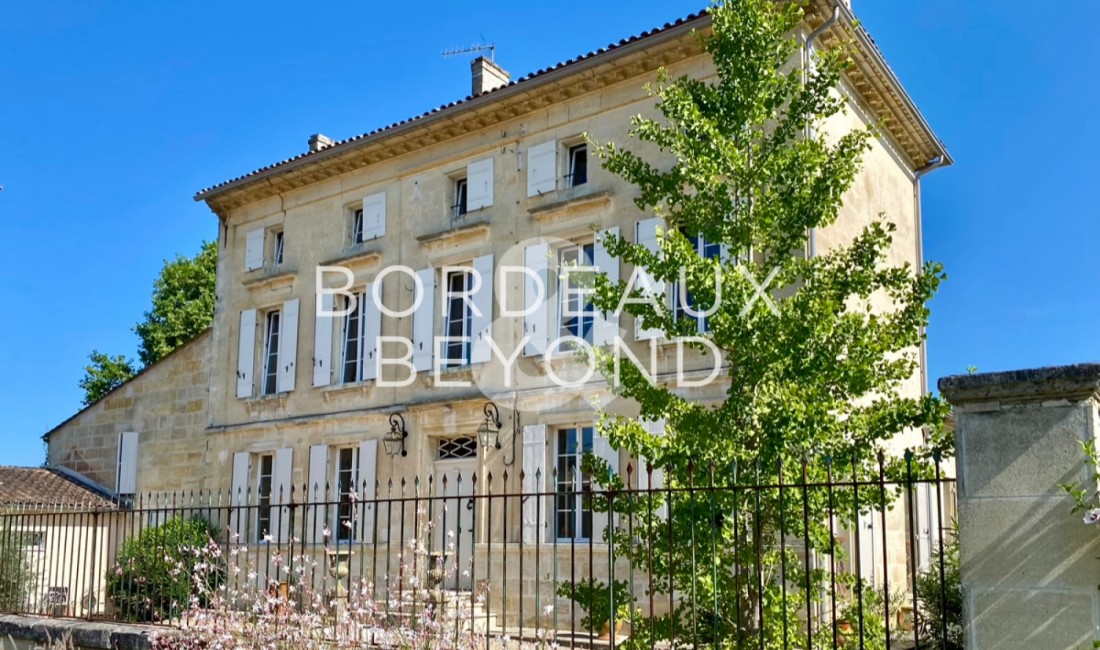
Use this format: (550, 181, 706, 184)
(939, 364, 1100, 406)
(196, 7, 949, 217)
(529, 190, 613, 223)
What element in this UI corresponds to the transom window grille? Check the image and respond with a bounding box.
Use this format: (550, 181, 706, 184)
(437, 436, 478, 460)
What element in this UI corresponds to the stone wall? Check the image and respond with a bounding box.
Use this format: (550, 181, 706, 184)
(44, 330, 212, 495)
(940, 363, 1100, 650)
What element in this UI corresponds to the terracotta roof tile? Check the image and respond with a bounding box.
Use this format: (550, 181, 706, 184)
(0, 467, 117, 509)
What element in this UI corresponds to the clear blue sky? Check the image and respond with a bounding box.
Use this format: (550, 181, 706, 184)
(2, 1, 1097, 467)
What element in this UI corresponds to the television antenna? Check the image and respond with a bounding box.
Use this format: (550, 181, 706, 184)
(442, 42, 496, 61)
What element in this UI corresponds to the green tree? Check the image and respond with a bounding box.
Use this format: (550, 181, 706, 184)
(78, 351, 137, 406)
(78, 241, 216, 405)
(575, 1, 950, 646)
(134, 240, 217, 367)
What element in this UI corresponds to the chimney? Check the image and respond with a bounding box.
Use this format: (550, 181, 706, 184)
(471, 57, 510, 96)
(308, 133, 334, 153)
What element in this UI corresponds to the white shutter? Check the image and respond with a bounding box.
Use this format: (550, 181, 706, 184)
(313, 293, 334, 387)
(230, 452, 251, 543)
(358, 440, 379, 541)
(361, 283, 382, 381)
(470, 254, 494, 364)
(412, 268, 435, 372)
(277, 299, 299, 393)
(857, 513, 876, 584)
(635, 218, 665, 340)
(916, 484, 932, 569)
(237, 310, 257, 399)
(526, 140, 558, 197)
(307, 445, 329, 546)
(116, 432, 139, 495)
(361, 191, 386, 241)
(592, 430, 620, 543)
(523, 243, 549, 357)
(466, 158, 494, 211)
(273, 448, 293, 543)
(522, 424, 547, 544)
(593, 227, 620, 346)
(244, 228, 264, 271)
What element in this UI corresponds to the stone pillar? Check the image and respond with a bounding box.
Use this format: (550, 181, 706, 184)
(940, 364, 1100, 649)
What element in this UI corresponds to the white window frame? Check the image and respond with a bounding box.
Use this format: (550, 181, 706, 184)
(272, 230, 284, 268)
(672, 232, 723, 333)
(352, 208, 365, 245)
(334, 447, 359, 544)
(442, 268, 473, 367)
(554, 426, 594, 542)
(255, 453, 275, 542)
(340, 292, 365, 384)
(452, 177, 468, 219)
(261, 309, 282, 396)
(557, 242, 596, 344)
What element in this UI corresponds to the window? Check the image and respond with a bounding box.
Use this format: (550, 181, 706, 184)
(566, 143, 587, 187)
(555, 426, 594, 541)
(255, 454, 274, 541)
(437, 436, 478, 460)
(335, 448, 358, 543)
(453, 178, 468, 219)
(558, 243, 596, 343)
(443, 269, 473, 367)
(341, 293, 365, 384)
(273, 231, 284, 268)
(262, 310, 282, 395)
(672, 231, 723, 332)
(352, 208, 365, 245)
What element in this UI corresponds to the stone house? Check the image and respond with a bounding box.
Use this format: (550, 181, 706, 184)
(43, 3, 950, 626)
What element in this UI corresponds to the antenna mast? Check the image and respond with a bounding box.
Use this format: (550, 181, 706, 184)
(442, 43, 496, 61)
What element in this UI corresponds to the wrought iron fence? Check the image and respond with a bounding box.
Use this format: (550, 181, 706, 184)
(0, 453, 957, 649)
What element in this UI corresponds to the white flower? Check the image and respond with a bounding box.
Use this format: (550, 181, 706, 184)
(543, 604, 554, 616)
(1083, 508, 1100, 525)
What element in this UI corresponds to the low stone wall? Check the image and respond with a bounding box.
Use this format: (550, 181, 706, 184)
(0, 615, 157, 650)
(940, 363, 1100, 650)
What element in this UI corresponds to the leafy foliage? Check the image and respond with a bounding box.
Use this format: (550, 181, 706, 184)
(78, 241, 216, 405)
(915, 527, 963, 650)
(0, 522, 34, 612)
(570, 0, 950, 646)
(78, 351, 137, 406)
(556, 578, 637, 633)
(134, 240, 217, 367)
(106, 516, 222, 622)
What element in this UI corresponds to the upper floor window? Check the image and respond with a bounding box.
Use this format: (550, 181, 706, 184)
(255, 453, 274, 541)
(442, 269, 473, 367)
(555, 426, 594, 541)
(272, 230, 284, 268)
(352, 209, 365, 245)
(566, 143, 587, 188)
(261, 310, 282, 395)
(453, 177, 469, 219)
(559, 242, 596, 343)
(672, 231, 723, 332)
(341, 293, 364, 384)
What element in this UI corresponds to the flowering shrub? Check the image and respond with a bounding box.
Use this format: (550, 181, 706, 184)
(146, 505, 552, 649)
(106, 516, 222, 623)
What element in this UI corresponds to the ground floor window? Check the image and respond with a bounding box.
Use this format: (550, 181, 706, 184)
(335, 447, 358, 543)
(555, 426, 594, 541)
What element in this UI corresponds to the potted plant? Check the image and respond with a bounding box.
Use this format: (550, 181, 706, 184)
(556, 578, 637, 639)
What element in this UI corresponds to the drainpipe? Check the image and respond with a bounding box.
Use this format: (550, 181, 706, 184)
(804, 5, 841, 259)
(913, 156, 945, 395)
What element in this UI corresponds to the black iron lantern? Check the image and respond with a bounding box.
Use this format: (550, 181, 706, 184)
(383, 413, 408, 457)
(478, 401, 519, 466)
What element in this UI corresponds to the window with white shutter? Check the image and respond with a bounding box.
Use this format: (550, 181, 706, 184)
(237, 310, 257, 399)
(466, 158, 494, 211)
(313, 293, 334, 388)
(523, 244, 550, 357)
(244, 229, 264, 272)
(116, 432, 139, 496)
(469, 254, 494, 364)
(554, 426, 594, 542)
(522, 424, 547, 544)
(360, 192, 386, 242)
(527, 140, 558, 197)
(593, 227, 620, 346)
(412, 268, 435, 372)
(276, 299, 299, 393)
